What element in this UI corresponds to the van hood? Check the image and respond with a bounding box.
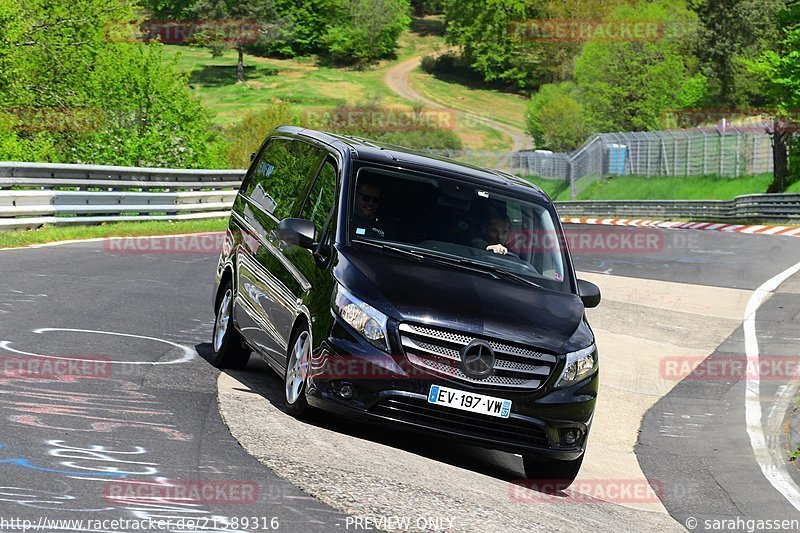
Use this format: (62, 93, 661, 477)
(334, 246, 590, 353)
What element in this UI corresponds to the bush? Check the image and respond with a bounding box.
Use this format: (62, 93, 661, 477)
(364, 129, 462, 150)
(70, 43, 228, 168)
(574, 0, 707, 132)
(223, 105, 300, 168)
(526, 82, 588, 151)
(321, 0, 411, 66)
(300, 97, 463, 150)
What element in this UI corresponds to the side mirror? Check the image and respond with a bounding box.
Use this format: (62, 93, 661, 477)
(277, 218, 316, 249)
(577, 279, 601, 308)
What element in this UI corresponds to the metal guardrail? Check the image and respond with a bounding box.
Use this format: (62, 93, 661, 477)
(0, 162, 245, 231)
(2, 162, 798, 231)
(555, 193, 800, 222)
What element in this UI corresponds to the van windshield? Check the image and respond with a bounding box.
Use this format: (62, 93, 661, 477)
(348, 165, 571, 292)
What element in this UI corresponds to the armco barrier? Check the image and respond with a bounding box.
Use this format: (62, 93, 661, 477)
(555, 194, 800, 222)
(2, 162, 799, 230)
(0, 162, 246, 231)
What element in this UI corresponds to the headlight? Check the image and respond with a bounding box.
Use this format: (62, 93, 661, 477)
(555, 344, 597, 388)
(334, 284, 390, 352)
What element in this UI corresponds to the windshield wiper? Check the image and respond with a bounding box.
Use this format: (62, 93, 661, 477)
(416, 251, 501, 279)
(352, 239, 423, 261)
(352, 240, 543, 288)
(490, 268, 543, 289)
(416, 250, 543, 288)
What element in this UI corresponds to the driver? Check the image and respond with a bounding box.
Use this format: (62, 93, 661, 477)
(472, 211, 511, 255)
(352, 176, 386, 239)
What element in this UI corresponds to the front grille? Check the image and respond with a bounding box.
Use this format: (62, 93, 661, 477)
(398, 323, 557, 390)
(371, 397, 550, 448)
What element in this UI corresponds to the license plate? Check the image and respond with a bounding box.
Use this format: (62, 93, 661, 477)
(427, 385, 512, 419)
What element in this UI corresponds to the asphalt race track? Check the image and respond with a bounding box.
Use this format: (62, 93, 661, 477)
(1, 225, 799, 532)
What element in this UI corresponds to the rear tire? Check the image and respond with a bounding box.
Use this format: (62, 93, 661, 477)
(211, 282, 251, 369)
(522, 453, 584, 488)
(284, 324, 314, 418)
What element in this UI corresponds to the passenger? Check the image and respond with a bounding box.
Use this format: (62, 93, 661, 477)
(431, 205, 472, 245)
(352, 176, 386, 239)
(472, 211, 511, 255)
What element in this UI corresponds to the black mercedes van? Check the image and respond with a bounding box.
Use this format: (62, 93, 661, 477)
(212, 126, 601, 483)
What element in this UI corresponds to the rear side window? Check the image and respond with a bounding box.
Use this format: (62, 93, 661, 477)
(245, 139, 325, 219)
(300, 160, 337, 239)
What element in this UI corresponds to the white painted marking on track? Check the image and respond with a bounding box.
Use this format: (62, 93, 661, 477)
(762, 226, 788, 235)
(740, 225, 767, 234)
(744, 259, 800, 512)
(0, 328, 195, 365)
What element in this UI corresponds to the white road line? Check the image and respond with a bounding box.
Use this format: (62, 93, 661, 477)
(0, 328, 196, 365)
(745, 259, 800, 512)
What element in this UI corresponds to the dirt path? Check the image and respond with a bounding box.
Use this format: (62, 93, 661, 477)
(384, 55, 533, 152)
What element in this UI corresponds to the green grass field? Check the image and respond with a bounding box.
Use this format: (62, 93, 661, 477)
(556, 174, 776, 202)
(0, 219, 228, 248)
(162, 16, 526, 151)
(408, 69, 529, 132)
(165, 46, 403, 127)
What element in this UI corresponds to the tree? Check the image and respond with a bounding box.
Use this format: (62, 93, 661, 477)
(189, 0, 277, 82)
(411, 0, 443, 17)
(526, 82, 587, 150)
(76, 43, 225, 168)
(0, 0, 226, 168)
(261, 0, 339, 57)
(443, 0, 536, 90)
(140, 0, 197, 19)
(746, 0, 800, 191)
(321, 0, 411, 66)
(573, 0, 707, 132)
(442, 0, 632, 91)
(692, 0, 784, 108)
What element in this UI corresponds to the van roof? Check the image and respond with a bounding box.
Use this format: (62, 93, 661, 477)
(275, 126, 549, 199)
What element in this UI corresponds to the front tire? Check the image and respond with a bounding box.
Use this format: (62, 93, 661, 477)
(284, 324, 313, 418)
(211, 283, 251, 369)
(522, 453, 584, 488)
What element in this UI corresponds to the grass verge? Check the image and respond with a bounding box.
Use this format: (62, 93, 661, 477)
(0, 219, 228, 249)
(519, 176, 570, 199)
(559, 174, 775, 202)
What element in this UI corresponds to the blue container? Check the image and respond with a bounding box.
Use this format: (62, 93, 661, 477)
(607, 144, 627, 175)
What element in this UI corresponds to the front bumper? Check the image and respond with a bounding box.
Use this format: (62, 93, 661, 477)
(305, 333, 598, 460)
